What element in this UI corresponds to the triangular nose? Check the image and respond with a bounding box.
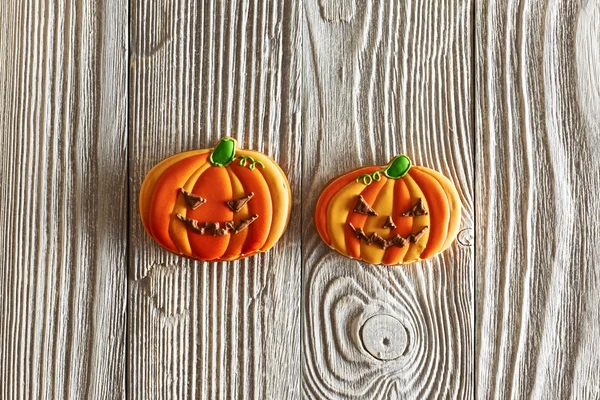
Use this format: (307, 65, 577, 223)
(382, 216, 396, 229)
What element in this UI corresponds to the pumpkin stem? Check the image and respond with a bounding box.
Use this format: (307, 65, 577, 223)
(209, 137, 237, 167)
(383, 155, 411, 179)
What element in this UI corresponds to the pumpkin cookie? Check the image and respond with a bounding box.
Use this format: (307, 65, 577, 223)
(140, 137, 292, 262)
(314, 155, 461, 265)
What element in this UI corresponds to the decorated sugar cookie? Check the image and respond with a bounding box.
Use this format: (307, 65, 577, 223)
(140, 137, 292, 262)
(314, 155, 461, 265)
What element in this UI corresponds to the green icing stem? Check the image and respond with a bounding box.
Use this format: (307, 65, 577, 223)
(208, 137, 266, 171)
(209, 137, 236, 167)
(356, 155, 412, 185)
(383, 155, 411, 179)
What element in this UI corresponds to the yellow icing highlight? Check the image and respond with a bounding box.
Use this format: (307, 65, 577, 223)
(169, 162, 212, 255)
(227, 168, 250, 217)
(402, 173, 431, 263)
(359, 178, 394, 264)
(220, 167, 252, 261)
(326, 181, 367, 256)
(235, 149, 292, 252)
(414, 166, 462, 251)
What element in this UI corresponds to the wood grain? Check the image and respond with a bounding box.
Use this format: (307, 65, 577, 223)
(302, 0, 474, 398)
(475, 0, 600, 398)
(0, 0, 127, 398)
(128, 0, 301, 398)
(2, 0, 597, 397)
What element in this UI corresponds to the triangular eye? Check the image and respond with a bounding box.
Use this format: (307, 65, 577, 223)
(181, 188, 207, 210)
(226, 192, 254, 212)
(401, 198, 428, 217)
(353, 195, 378, 216)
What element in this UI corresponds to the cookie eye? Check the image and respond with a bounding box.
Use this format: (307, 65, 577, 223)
(401, 198, 428, 217)
(353, 195, 378, 216)
(226, 192, 255, 212)
(181, 188, 207, 210)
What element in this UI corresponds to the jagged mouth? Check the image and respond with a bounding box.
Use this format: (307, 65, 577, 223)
(176, 213, 259, 236)
(349, 222, 428, 250)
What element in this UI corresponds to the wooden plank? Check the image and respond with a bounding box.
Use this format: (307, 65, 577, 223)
(475, 0, 600, 397)
(0, 0, 128, 399)
(128, 0, 301, 398)
(302, 0, 474, 398)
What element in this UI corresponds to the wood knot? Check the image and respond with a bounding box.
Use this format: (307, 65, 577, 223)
(360, 314, 407, 360)
(457, 228, 474, 247)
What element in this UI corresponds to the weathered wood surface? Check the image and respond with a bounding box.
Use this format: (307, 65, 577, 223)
(302, 0, 475, 398)
(2, 0, 600, 398)
(128, 0, 301, 398)
(0, 0, 128, 398)
(475, 0, 600, 398)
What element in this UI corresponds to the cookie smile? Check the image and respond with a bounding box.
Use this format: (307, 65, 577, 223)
(349, 222, 428, 250)
(176, 213, 259, 236)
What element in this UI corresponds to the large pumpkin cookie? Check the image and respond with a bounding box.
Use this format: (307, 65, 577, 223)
(314, 155, 461, 265)
(140, 137, 292, 261)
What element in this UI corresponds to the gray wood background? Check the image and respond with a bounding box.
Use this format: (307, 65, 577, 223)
(0, 0, 598, 399)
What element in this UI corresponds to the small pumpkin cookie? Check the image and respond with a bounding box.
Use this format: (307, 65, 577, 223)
(140, 137, 292, 261)
(314, 155, 461, 265)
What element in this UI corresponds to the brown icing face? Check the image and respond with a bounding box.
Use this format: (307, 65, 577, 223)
(350, 196, 429, 249)
(176, 189, 258, 236)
